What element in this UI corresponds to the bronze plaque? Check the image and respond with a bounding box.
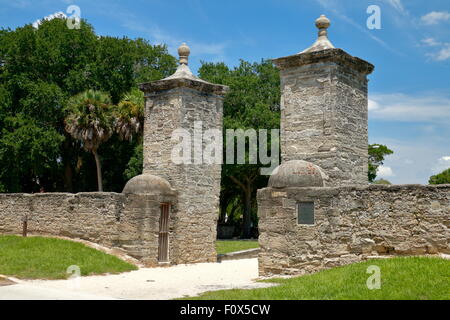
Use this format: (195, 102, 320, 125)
(298, 202, 314, 225)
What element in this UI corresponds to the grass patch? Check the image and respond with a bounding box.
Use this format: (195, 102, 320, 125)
(216, 240, 259, 255)
(0, 235, 137, 280)
(190, 257, 450, 300)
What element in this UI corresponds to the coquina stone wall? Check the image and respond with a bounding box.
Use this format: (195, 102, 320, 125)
(274, 49, 374, 187)
(141, 73, 228, 265)
(258, 184, 450, 276)
(0, 191, 177, 267)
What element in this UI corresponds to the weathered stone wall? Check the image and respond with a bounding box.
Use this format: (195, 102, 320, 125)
(0, 192, 177, 266)
(258, 184, 450, 276)
(274, 49, 373, 187)
(0, 193, 123, 244)
(143, 87, 224, 264)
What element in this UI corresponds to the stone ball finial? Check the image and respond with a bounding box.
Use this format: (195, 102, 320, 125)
(178, 42, 190, 65)
(315, 14, 330, 37)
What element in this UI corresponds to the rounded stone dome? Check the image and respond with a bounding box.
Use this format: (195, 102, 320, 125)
(268, 160, 326, 188)
(122, 174, 172, 195)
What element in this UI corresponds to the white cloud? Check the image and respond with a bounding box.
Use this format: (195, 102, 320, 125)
(33, 11, 67, 29)
(433, 156, 450, 173)
(421, 37, 441, 47)
(384, 0, 406, 15)
(421, 11, 450, 25)
(377, 166, 394, 178)
(369, 93, 450, 124)
(428, 44, 450, 61)
(421, 37, 450, 61)
(369, 138, 449, 184)
(368, 99, 380, 111)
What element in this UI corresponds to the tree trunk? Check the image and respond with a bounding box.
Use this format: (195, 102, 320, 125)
(64, 161, 74, 193)
(242, 186, 252, 239)
(62, 134, 74, 193)
(93, 150, 103, 192)
(219, 201, 227, 224)
(229, 175, 255, 239)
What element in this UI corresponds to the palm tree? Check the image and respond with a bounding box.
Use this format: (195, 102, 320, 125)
(114, 88, 144, 142)
(65, 90, 115, 192)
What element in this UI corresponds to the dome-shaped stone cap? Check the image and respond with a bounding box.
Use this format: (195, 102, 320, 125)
(268, 160, 327, 188)
(123, 174, 173, 195)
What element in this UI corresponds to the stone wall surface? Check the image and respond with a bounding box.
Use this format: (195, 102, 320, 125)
(258, 184, 450, 276)
(275, 49, 373, 187)
(0, 192, 176, 266)
(143, 87, 224, 264)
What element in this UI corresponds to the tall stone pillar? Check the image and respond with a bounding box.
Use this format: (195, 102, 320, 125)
(273, 15, 374, 186)
(140, 43, 228, 264)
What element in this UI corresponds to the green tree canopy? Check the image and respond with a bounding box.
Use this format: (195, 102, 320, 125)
(115, 88, 145, 142)
(65, 90, 115, 191)
(199, 59, 280, 238)
(0, 17, 176, 193)
(429, 168, 450, 185)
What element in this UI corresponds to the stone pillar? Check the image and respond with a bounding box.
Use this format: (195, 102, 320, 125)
(273, 15, 374, 186)
(139, 43, 229, 264)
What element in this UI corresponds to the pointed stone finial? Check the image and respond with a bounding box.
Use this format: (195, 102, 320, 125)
(300, 14, 335, 54)
(316, 14, 331, 38)
(178, 43, 190, 65)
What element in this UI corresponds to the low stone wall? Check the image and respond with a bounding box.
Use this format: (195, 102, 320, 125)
(0, 192, 176, 267)
(258, 184, 450, 276)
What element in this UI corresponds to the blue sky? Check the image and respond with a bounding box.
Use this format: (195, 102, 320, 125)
(1, 0, 449, 184)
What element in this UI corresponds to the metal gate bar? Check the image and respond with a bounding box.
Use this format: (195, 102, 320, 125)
(158, 203, 170, 263)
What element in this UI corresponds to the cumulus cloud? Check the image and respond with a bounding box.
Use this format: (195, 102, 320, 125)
(377, 166, 395, 178)
(427, 44, 450, 61)
(421, 37, 450, 61)
(421, 37, 441, 47)
(433, 156, 450, 173)
(369, 139, 449, 184)
(421, 11, 450, 25)
(369, 93, 450, 124)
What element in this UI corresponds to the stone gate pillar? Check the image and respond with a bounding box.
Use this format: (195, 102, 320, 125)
(273, 15, 374, 186)
(140, 43, 229, 264)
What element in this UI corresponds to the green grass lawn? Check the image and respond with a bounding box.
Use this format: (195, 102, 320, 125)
(216, 240, 259, 255)
(0, 235, 137, 280)
(190, 257, 450, 300)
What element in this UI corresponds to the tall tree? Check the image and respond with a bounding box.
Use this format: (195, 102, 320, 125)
(199, 60, 281, 238)
(368, 144, 394, 183)
(64, 90, 115, 191)
(115, 88, 145, 142)
(0, 17, 176, 192)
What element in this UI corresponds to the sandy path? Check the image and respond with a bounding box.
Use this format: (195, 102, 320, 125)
(0, 258, 272, 300)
